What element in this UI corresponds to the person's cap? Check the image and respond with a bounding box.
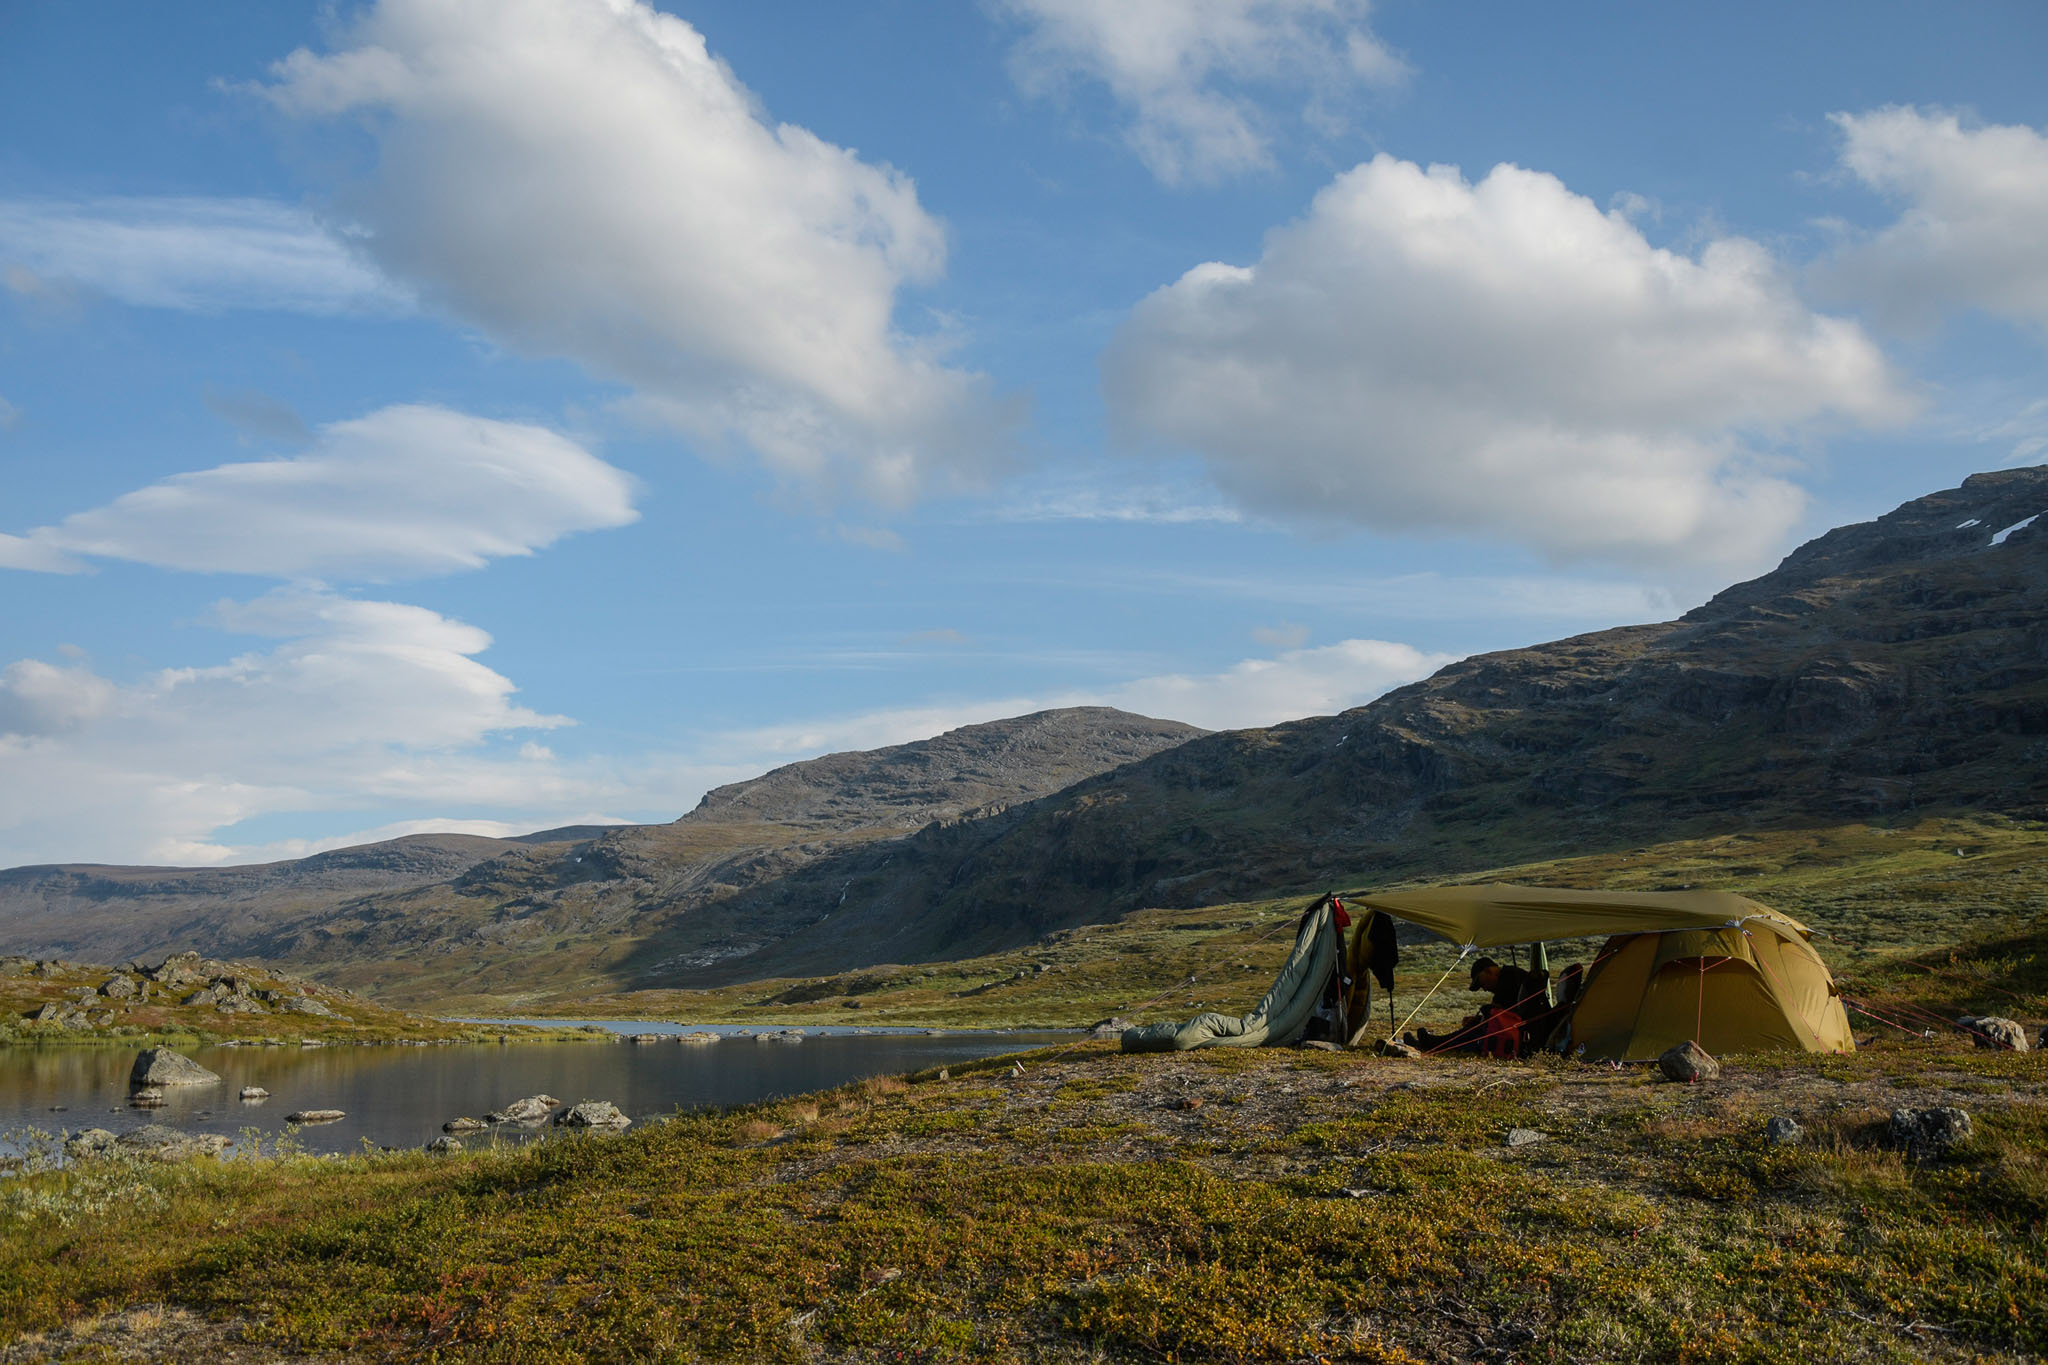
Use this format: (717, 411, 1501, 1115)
(1468, 957, 1500, 989)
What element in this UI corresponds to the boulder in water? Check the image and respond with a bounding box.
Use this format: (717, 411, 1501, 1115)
(130, 1048, 220, 1088)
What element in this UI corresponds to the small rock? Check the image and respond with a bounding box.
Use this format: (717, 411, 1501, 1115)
(1765, 1116, 1803, 1146)
(553, 1100, 631, 1130)
(1657, 1040, 1720, 1083)
(130, 1047, 221, 1088)
(239, 1086, 269, 1101)
(443, 1117, 488, 1133)
(286, 1109, 346, 1124)
(628, 1032, 664, 1044)
(678, 1032, 718, 1045)
(1890, 1106, 1973, 1157)
(1373, 1038, 1422, 1059)
(936, 1068, 949, 1081)
(1957, 1016, 2029, 1052)
(426, 1136, 463, 1154)
(129, 1087, 166, 1108)
(1298, 1040, 1344, 1052)
(1507, 1128, 1547, 1147)
(1087, 1017, 1131, 1039)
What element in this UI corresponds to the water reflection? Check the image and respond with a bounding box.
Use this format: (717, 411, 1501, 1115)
(1, 1029, 1068, 1156)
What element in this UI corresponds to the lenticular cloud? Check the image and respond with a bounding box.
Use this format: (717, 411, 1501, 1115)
(0, 404, 637, 581)
(1106, 154, 1912, 573)
(260, 0, 1014, 503)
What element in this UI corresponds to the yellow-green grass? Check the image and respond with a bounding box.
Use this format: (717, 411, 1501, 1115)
(3, 1025, 2044, 1363)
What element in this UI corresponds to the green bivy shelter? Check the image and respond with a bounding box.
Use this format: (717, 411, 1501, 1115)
(1121, 883, 1855, 1061)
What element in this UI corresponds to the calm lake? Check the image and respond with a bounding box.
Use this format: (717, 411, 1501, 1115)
(2, 1023, 1072, 1156)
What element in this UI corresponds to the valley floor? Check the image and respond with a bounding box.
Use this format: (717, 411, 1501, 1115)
(3, 1026, 2043, 1363)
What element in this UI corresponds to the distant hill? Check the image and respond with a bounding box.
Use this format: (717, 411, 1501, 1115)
(0, 709, 1207, 989)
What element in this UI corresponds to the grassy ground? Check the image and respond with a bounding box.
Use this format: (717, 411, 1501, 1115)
(2, 814, 2041, 1360)
(484, 813, 2048, 1034)
(1, 1018, 2042, 1363)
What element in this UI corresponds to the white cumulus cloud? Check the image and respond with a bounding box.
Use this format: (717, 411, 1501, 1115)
(1822, 106, 2048, 337)
(0, 196, 407, 315)
(0, 404, 637, 580)
(259, 0, 1014, 503)
(998, 0, 1408, 184)
(1105, 154, 1912, 573)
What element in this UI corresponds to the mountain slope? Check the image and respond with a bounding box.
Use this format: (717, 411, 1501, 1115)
(624, 466, 2048, 983)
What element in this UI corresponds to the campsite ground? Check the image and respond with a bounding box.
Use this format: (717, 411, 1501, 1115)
(2, 1013, 2043, 1363)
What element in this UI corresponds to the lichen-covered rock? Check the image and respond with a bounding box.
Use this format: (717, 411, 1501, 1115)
(239, 1086, 269, 1100)
(63, 1128, 119, 1159)
(443, 1117, 488, 1133)
(130, 1087, 166, 1107)
(98, 975, 138, 999)
(181, 987, 220, 1007)
(426, 1136, 463, 1154)
(1507, 1128, 1547, 1147)
(117, 1125, 232, 1160)
(486, 1095, 558, 1125)
(1958, 1016, 2029, 1051)
(281, 994, 336, 1017)
(1890, 1106, 1973, 1156)
(286, 1109, 346, 1123)
(553, 1100, 631, 1130)
(1658, 1040, 1720, 1083)
(1766, 1116, 1803, 1146)
(130, 1048, 220, 1087)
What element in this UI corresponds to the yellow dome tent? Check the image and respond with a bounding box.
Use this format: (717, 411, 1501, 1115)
(1347, 884, 1855, 1061)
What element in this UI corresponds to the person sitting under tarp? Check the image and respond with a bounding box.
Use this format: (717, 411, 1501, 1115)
(1408, 955, 1551, 1056)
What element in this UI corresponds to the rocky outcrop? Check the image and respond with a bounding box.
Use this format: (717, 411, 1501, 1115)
(486, 1095, 559, 1126)
(129, 1048, 219, 1088)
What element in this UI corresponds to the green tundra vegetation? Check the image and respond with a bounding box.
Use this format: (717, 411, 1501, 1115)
(0, 811, 2043, 1361)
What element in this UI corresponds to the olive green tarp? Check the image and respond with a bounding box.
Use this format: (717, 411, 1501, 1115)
(1121, 902, 1343, 1052)
(1345, 884, 1807, 948)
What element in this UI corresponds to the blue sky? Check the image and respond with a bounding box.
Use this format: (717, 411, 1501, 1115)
(1, 0, 2044, 867)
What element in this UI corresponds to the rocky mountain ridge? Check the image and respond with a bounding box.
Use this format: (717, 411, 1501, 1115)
(0, 709, 1206, 983)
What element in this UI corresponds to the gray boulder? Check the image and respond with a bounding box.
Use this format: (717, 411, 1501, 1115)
(426, 1136, 463, 1154)
(553, 1100, 631, 1130)
(99, 975, 137, 1000)
(1958, 1016, 2029, 1052)
(181, 987, 220, 1007)
(239, 1086, 269, 1101)
(117, 1125, 232, 1160)
(1765, 1116, 1803, 1146)
(443, 1117, 488, 1133)
(285, 1109, 345, 1124)
(1658, 1040, 1721, 1083)
(130, 1048, 220, 1087)
(281, 994, 336, 1017)
(1890, 1106, 1974, 1157)
(486, 1095, 558, 1125)
(130, 1087, 166, 1107)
